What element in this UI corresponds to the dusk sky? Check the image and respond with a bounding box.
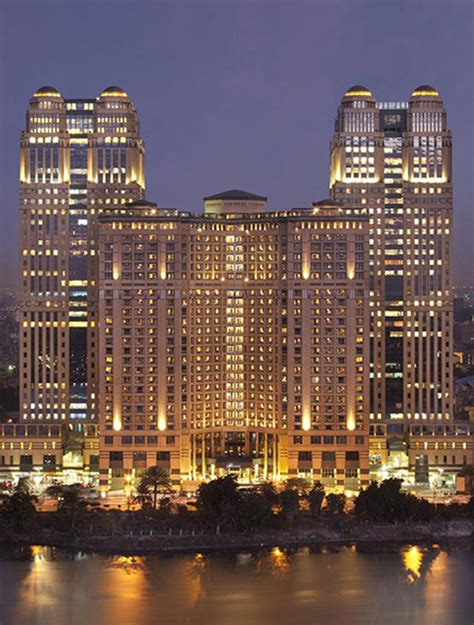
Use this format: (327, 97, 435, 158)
(0, 0, 472, 287)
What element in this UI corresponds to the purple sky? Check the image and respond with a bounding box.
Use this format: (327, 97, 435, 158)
(0, 1, 472, 287)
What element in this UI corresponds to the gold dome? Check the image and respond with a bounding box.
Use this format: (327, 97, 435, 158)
(100, 85, 128, 98)
(33, 86, 61, 98)
(344, 85, 373, 98)
(411, 85, 439, 97)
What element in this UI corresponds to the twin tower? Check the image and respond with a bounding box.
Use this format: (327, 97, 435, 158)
(15, 83, 465, 491)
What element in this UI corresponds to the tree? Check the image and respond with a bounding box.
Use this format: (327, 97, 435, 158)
(46, 483, 82, 510)
(307, 482, 325, 518)
(45, 484, 87, 530)
(0, 478, 38, 532)
(279, 488, 300, 524)
(354, 478, 436, 523)
(325, 493, 346, 515)
(132, 481, 152, 509)
(258, 481, 279, 510)
(139, 466, 172, 509)
(196, 475, 240, 531)
(238, 491, 275, 531)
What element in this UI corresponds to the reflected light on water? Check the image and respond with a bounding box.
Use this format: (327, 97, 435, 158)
(111, 555, 146, 575)
(402, 546, 423, 583)
(270, 546, 290, 577)
(186, 552, 207, 577)
(100, 555, 151, 623)
(1, 545, 472, 625)
(30, 545, 44, 562)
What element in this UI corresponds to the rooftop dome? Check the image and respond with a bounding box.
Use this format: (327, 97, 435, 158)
(100, 85, 128, 98)
(411, 85, 440, 98)
(344, 85, 373, 98)
(203, 189, 267, 202)
(33, 86, 61, 98)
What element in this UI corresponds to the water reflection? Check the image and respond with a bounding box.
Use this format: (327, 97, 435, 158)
(270, 546, 290, 577)
(0, 544, 471, 625)
(402, 546, 423, 583)
(108, 554, 146, 575)
(401, 544, 440, 585)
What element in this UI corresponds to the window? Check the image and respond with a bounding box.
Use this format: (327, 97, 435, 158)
(157, 451, 170, 461)
(346, 451, 359, 461)
(322, 451, 335, 461)
(298, 451, 312, 461)
(322, 468, 334, 478)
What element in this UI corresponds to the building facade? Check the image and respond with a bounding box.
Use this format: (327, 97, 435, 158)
(19, 85, 145, 431)
(330, 85, 472, 478)
(96, 193, 370, 490)
(12, 82, 470, 491)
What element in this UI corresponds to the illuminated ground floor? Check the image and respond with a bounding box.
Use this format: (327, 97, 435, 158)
(1, 422, 472, 494)
(97, 428, 371, 492)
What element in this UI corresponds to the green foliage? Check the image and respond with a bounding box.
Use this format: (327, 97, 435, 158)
(279, 488, 300, 523)
(257, 481, 279, 509)
(45, 483, 87, 530)
(159, 496, 172, 513)
(46, 484, 83, 510)
(307, 482, 325, 518)
(465, 496, 474, 518)
(325, 493, 346, 515)
(133, 481, 152, 509)
(354, 478, 437, 522)
(0, 479, 38, 532)
(238, 491, 274, 531)
(138, 466, 172, 509)
(196, 476, 240, 530)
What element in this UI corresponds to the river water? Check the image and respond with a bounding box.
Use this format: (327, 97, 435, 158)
(0, 544, 472, 625)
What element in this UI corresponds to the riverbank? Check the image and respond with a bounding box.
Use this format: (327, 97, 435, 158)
(3, 519, 474, 554)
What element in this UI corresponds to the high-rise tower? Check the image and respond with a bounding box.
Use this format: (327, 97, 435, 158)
(330, 85, 469, 476)
(19, 85, 145, 428)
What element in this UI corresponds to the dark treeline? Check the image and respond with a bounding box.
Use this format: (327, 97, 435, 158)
(1, 473, 474, 538)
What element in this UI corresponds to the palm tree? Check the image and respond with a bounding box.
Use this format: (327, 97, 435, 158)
(139, 466, 172, 509)
(132, 481, 152, 509)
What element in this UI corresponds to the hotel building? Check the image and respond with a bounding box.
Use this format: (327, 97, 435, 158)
(330, 85, 472, 477)
(9, 82, 470, 489)
(96, 193, 370, 490)
(18, 85, 144, 428)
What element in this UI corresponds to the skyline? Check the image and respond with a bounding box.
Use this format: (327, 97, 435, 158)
(1, 0, 473, 288)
